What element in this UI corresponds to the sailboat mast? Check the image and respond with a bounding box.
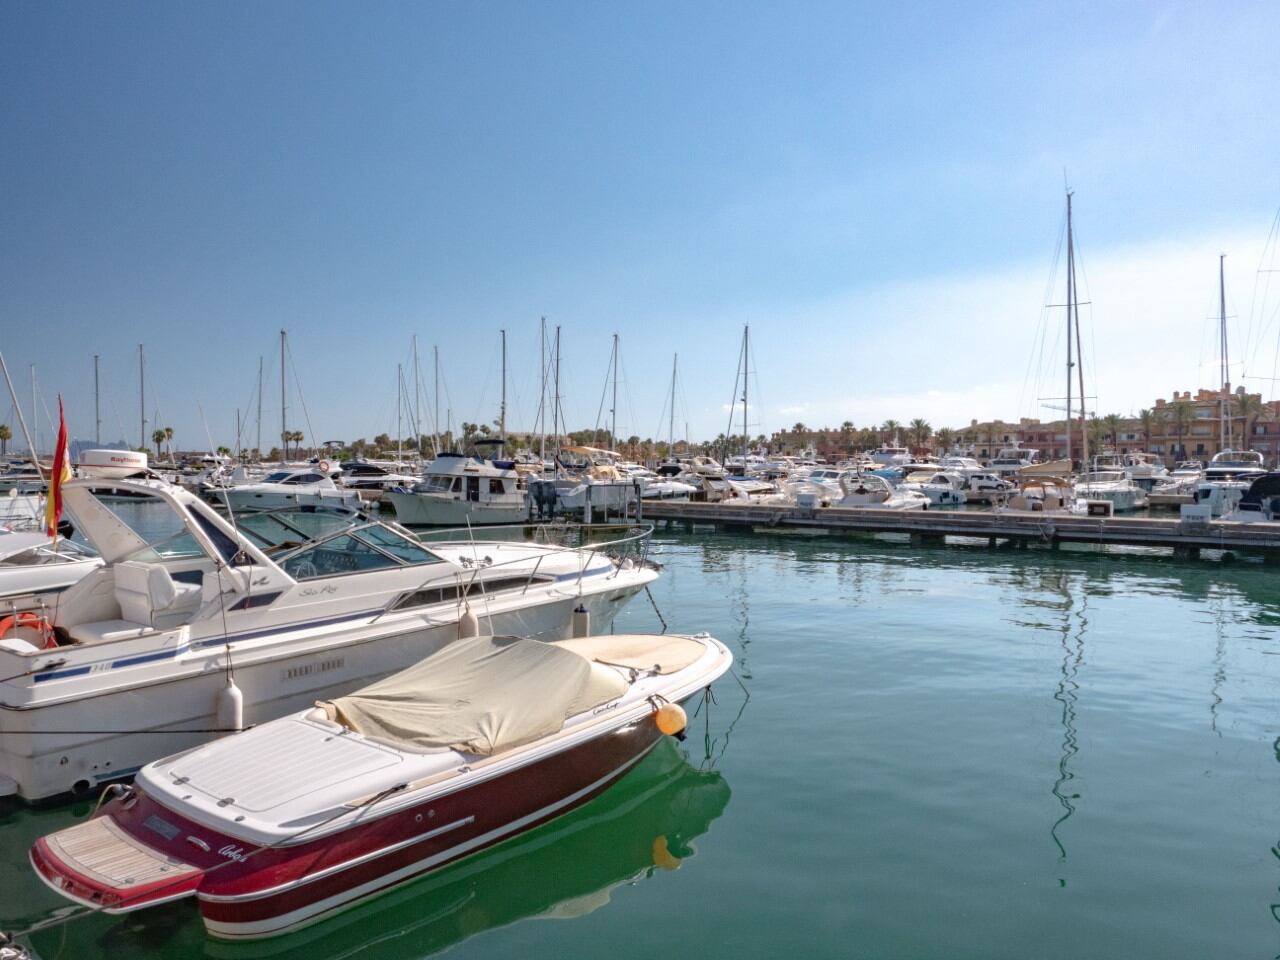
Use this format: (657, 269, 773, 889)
(669, 353, 677, 457)
(610, 333, 618, 453)
(0, 354, 42, 479)
(413, 335, 421, 455)
(138, 345, 145, 450)
(742, 326, 749, 462)
(538, 319, 546, 461)
(1065, 193, 1075, 470)
(433, 345, 440, 453)
(500, 329, 507, 446)
(256, 356, 263, 459)
(280, 330, 287, 459)
(1219, 253, 1229, 451)
(397, 363, 403, 462)
(553, 326, 562, 454)
(93, 354, 101, 445)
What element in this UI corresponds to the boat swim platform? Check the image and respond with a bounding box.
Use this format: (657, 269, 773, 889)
(634, 500, 1280, 559)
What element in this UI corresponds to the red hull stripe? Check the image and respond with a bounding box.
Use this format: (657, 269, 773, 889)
(199, 740, 658, 939)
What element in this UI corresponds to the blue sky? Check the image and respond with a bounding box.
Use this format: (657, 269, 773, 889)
(2, 1, 1279, 454)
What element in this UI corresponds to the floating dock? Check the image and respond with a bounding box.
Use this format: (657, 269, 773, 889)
(635, 500, 1280, 559)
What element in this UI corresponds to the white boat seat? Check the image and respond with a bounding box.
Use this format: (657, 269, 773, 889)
(115, 561, 202, 629)
(69, 619, 154, 644)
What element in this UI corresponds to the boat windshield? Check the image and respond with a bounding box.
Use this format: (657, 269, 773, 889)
(277, 522, 444, 580)
(234, 509, 358, 549)
(416, 475, 455, 494)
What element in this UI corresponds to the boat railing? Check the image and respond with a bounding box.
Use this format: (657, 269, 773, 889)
(414, 520, 655, 592)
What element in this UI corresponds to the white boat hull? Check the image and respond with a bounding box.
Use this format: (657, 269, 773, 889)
(0, 585, 645, 802)
(386, 491, 528, 526)
(221, 488, 361, 512)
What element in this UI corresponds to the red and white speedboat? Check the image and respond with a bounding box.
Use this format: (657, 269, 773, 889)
(31, 631, 731, 940)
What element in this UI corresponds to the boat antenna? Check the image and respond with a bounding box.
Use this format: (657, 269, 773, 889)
(280, 328, 287, 460)
(1220, 253, 1229, 452)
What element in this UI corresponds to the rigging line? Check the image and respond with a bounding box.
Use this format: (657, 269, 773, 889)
(285, 336, 319, 454)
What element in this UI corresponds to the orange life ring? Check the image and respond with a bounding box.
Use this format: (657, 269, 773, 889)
(0, 611, 57, 649)
(319, 459, 332, 473)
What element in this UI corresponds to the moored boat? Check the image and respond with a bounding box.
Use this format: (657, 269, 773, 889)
(0, 479, 658, 803)
(30, 631, 732, 939)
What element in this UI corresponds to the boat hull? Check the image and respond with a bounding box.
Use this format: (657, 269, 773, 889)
(0, 586, 646, 802)
(385, 491, 528, 526)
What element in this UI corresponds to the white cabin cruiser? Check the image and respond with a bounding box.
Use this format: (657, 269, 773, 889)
(0, 479, 658, 802)
(988, 445, 1040, 477)
(1221, 473, 1280, 522)
(834, 474, 929, 510)
(1194, 450, 1266, 517)
(937, 456, 987, 478)
(1073, 471, 1148, 512)
(216, 465, 360, 513)
(900, 471, 968, 506)
(0, 531, 102, 600)
(386, 451, 527, 526)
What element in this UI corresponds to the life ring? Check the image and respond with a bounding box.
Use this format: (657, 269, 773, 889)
(0, 611, 57, 649)
(319, 459, 332, 473)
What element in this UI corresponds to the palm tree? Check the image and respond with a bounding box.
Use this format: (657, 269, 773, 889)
(1167, 399, 1194, 461)
(881, 419, 900, 444)
(292, 431, 305, 458)
(1102, 413, 1122, 451)
(163, 426, 174, 459)
(1233, 392, 1262, 449)
(935, 427, 955, 455)
(0, 424, 10, 457)
(1137, 408, 1156, 451)
(1086, 415, 1106, 451)
(151, 428, 166, 459)
(216, 446, 231, 458)
(909, 417, 932, 451)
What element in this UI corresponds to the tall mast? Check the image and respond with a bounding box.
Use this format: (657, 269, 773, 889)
(1065, 193, 1075, 470)
(669, 353, 677, 457)
(500, 329, 507, 445)
(742, 325, 750, 462)
(0, 354, 42, 479)
(413, 335, 421, 455)
(138, 344, 145, 450)
(538, 319, 547, 461)
(1219, 253, 1229, 451)
(256, 355, 263, 459)
(396, 362, 403, 463)
(31, 366, 37, 453)
(280, 329, 287, 459)
(610, 332, 619, 453)
(93, 354, 101, 445)
(553, 326, 562, 454)
(433, 345, 440, 452)
(1070, 200, 1088, 472)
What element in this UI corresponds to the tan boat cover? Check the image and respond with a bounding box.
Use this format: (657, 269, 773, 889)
(320, 635, 629, 756)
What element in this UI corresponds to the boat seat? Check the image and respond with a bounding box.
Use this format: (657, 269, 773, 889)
(114, 561, 202, 629)
(68, 619, 154, 644)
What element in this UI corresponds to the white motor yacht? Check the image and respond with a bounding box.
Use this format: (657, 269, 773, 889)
(215, 465, 361, 513)
(996, 481, 1087, 515)
(0, 479, 659, 802)
(1221, 473, 1280, 522)
(988, 445, 1040, 477)
(1073, 470, 1148, 512)
(900, 471, 968, 506)
(937, 456, 987, 478)
(1194, 450, 1266, 517)
(834, 474, 929, 510)
(386, 452, 528, 526)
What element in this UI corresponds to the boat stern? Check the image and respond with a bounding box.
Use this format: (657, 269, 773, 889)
(30, 812, 204, 912)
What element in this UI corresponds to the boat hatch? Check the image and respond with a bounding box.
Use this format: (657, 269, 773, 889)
(31, 815, 202, 912)
(163, 718, 405, 812)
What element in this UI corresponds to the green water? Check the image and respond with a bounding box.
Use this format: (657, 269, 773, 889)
(4, 531, 1280, 959)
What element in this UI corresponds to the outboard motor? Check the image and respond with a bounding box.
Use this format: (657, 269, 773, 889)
(529, 478, 558, 519)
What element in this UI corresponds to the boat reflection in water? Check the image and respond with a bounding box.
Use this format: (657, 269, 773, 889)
(25, 739, 730, 960)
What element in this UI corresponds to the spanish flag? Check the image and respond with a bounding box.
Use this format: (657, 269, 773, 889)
(44, 396, 71, 539)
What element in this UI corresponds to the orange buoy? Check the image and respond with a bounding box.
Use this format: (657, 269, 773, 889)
(654, 702, 687, 736)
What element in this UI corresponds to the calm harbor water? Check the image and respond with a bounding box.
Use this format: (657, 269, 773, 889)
(3, 527, 1280, 958)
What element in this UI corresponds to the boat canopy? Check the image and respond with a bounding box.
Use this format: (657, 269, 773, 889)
(319, 635, 629, 755)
